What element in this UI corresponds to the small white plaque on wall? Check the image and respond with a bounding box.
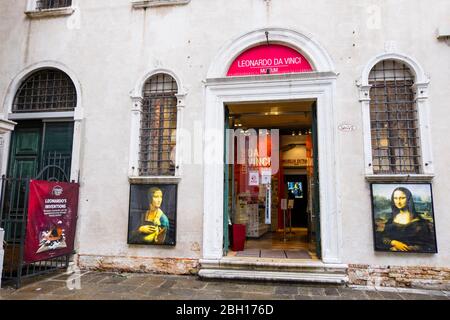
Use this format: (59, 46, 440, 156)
(338, 124, 356, 132)
(384, 41, 398, 52)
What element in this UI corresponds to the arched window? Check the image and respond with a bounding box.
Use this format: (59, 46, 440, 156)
(13, 69, 76, 113)
(139, 73, 178, 176)
(7, 68, 77, 180)
(368, 60, 420, 174)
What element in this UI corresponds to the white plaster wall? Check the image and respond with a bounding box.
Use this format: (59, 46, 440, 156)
(0, 0, 449, 267)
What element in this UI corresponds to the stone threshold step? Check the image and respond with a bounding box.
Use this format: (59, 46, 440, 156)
(200, 259, 348, 274)
(198, 269, 348, 284)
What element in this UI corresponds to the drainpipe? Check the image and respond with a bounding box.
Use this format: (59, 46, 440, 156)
(0, 228, 4, 288)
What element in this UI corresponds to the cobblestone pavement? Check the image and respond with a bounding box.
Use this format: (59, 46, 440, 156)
(0, 271, 449, 300)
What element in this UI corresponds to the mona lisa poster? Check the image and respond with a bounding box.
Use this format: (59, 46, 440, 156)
(370, 183, 437, 253)
(127, 184, 177, 246)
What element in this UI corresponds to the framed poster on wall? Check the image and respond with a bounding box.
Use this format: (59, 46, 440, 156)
(370, 183, 437, 253)
(128, 184, 177, 246)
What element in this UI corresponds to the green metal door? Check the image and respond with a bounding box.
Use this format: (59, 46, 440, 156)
(8, 121, 74, 178)
(311, 103, 321, 259)
(8, 122, 41, 179)
(2, 121, 74, 244)
(5, 122, 41, 236)
(41, 122, 74, 177)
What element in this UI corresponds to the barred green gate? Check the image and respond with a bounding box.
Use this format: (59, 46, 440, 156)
(0, 163, 72, 288)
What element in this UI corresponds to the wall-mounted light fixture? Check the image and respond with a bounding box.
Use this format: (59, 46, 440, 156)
(437, 27, 450, 46)
(437, 27, 450, 39)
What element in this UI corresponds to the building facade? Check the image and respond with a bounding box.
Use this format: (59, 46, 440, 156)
(1, 0, 449, 289)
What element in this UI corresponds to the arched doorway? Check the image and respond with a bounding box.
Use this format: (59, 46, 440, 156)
(7, 68, 76, 181)
(202, 28, 343, 266)
(0, 63, 83, 287)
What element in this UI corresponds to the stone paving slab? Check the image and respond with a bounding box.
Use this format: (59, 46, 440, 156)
(1, 271, 449, 300)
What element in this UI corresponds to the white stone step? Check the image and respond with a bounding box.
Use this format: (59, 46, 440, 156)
(199, 258, 348, 284)
(198, 268, 348, 284)
(200, 258, 348, 274)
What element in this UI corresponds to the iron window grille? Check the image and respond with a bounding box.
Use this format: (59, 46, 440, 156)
(139, 74, 178, 176)
(36, 0, 72, 10)
(13, 69, 76, 113)
(369, 60, 421, 174)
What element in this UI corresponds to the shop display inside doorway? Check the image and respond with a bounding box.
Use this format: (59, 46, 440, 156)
(371, 183, 437, 253)
(288, 181, 303, 198)
(128, 184, 177, 246)
(225, 100, 319, 258)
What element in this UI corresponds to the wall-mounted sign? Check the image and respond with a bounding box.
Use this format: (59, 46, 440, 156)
(338, 124, 357, 132)
(24, 180, 79, 263)
(282, 158, 308, 167)
(227, 44, 313, 77)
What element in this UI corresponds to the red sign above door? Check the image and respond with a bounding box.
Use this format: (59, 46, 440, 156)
(227, 44, 313, 77)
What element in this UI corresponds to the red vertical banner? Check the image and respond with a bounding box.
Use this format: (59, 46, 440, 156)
(24, 180, 79, 264)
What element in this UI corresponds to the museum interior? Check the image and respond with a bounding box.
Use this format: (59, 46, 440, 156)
(224, 100, 321, 260)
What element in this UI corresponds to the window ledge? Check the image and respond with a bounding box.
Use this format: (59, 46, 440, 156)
(25, 7, 74, 19)
(129, 176, 181, 185)
(131, 0, 190, 9)
(365, 174, 434, 183)
(9, 111, 75, 121)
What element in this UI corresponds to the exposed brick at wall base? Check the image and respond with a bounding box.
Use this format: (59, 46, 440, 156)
(77, 255, 200, 275)
(348, 264, 450, 290)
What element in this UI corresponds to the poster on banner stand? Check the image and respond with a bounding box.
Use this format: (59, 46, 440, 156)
(265, 184, 271, 224)
(261, 169, 272, 185)
(248, 171, 259, 186)
(288, 199, 295, 209)
(24, 180, 79, 264)
(281, 199, 287, 210)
